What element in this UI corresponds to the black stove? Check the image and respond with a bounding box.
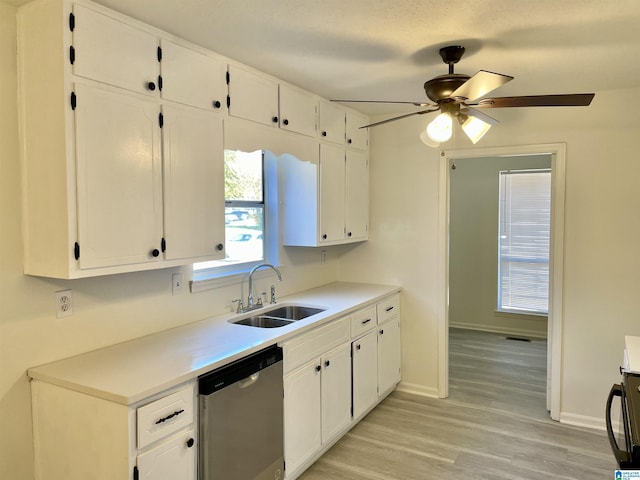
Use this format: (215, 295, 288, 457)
(607, 372, 640, 468)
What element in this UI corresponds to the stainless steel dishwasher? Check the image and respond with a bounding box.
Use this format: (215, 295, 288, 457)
(198, 344, 284, 480)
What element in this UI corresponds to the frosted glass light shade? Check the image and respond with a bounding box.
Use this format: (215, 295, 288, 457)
(461, 115, 491, 144)
(426, 113, 453, 143)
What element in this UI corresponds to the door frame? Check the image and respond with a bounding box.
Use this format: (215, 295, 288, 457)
(437, 143, 566, 420)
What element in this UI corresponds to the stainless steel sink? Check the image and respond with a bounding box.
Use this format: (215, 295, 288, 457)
(230, 304, 326, 328)
(262, 305, 325, 321)
(233, 316, 294, 328)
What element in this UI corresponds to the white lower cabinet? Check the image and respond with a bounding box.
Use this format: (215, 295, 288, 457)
(352, 329, 378, 419)
(378, 316, 402, 396)
(136, 429, 196, 480)
(284, 343, 351, 477)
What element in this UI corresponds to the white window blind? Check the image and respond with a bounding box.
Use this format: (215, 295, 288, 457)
(498, 169, 551, 315)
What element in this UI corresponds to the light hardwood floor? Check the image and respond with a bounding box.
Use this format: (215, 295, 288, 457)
(299, 328, 617, 479)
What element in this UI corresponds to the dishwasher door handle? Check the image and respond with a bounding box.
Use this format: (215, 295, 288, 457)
(238, 372, 260, 389)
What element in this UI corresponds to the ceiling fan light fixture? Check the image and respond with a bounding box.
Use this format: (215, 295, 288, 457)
(426, 112, 453, 143)
(460, 115, 491, 144)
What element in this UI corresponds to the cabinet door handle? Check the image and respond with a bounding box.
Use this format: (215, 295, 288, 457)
(283, 118, 289, 126)
(321, 131, 327, 137)
(147, 81, 156, 91)
(379, 329, 384, 335)
(347, 138, 352, 144)
(216, 243, 224, 251)
(356, 344, 361, 350)
(322, 234, 327, 240)
(385, 306, 395, 312)
(212, 100, 221, 109)
(361, 318, 371, 325)
(325, 360, 330, 367)
(151, 248, 160, 257)
(347, 231, 352, 237)
(186, 438, 195, 448)
(155, 409, 184, 424)
(272, 116, 279, 123)
(315, 365, 321, 372)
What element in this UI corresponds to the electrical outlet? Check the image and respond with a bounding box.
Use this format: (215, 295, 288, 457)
(172, 273, 184, 296)
(55, 289, 73, 318)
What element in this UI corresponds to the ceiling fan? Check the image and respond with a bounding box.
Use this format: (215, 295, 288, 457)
(332, 45, 595, 145)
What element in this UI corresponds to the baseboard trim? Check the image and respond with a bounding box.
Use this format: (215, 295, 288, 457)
(450, 322, 547, 339)
(396, 381, 441, 398)
(560, 411, 609, 432)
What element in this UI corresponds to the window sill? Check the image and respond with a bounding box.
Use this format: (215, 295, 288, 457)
(494, 309, 548, 320)
(190, 264, 284, 293)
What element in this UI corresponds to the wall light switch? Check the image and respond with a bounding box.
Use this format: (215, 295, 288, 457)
(172, 273, 184, 296)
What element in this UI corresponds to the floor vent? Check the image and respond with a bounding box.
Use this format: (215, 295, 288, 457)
(505, 336, 532, 342)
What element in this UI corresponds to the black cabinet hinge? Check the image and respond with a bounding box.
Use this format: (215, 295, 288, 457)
(158, 75, 163, 91)
(74, 242, 80, 261)
(161, 237, 166, 253)
(158, 112, 164, 128)
(226, 95, 231, 108)
(157, 46, 162, 62)
(226, 71, 230, 84)
(70, 92, 77, 110)
(69, 12, 75, 32)
(133, 466, 139, 480)
(69, 45, 75, 65)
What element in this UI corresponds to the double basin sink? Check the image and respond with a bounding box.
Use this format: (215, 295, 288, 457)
(231, 305, 325, 328)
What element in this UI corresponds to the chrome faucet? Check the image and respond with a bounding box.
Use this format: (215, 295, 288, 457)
(247, 263, 282, 310)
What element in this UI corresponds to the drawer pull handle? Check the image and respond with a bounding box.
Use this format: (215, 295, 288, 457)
(315, 365, 321, 372)
(356, 344, 361, 350)
(361, 318, 371, 325)
(155, 409, 185, 425)
(325, 360, 331, 367)
(186, 438, 195, 448)
(385, 306, 395, 312)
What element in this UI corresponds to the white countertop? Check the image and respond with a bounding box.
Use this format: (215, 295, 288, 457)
(625, 335, 640, 373)
(28, 282, 400, 405)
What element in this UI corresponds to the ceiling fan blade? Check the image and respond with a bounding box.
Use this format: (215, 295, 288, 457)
(331, 99, 436, 107)
(461, 106, 500, 125)
(359, 108, 439, 129)
(450, 70, 514, 102)
(473, 93, 595, 108)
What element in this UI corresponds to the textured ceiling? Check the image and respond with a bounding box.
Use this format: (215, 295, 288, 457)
(12, 0, 640, 115)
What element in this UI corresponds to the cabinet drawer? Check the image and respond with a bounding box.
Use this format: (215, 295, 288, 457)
(377, 294, 400, 324)
(350, 306, 377, 339)
(137, 384, 194, 449)
(283, 317, 350, 373)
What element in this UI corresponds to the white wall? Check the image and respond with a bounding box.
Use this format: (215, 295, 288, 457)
(0, 5, 339, 479)
(449, 154, 551, 338)
(339, 85, 640, 427)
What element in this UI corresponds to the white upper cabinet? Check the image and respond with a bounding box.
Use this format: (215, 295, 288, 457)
(227, 64, 279, 127)
(319, 101, 346, 144)
(160, 39, 226, 112)
(74, 82, 163, 269)
(345, 149, 369, 241)
(346, 110, 369, 150)
(279, 84, 317, 137)
(319, 143, 347, 243)
(72, 4, 160, 96)
(161, 104, 225, 262)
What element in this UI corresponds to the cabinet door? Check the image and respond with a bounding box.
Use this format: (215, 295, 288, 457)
(378, 318, 402, 397)
(284, 361, 322, 475)
(321, 344, 352, 443)
(227, 64, 279, 127)
(72, 4, 159, 96)
(280, 84, 317, 137)
(345, 150, 369, 241)
(319, 144, 346, 243)
(161, 104, 225, 261)
(160, 40, 226, 112)
(352, 330, 378, 419)
(74, 83, 163, 269)
(319, 101, 346, 144)
(346, 110, 369, 150)
(137, 430, 196, 480)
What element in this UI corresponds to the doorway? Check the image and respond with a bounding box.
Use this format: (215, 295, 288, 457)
(437, 144, 566, 420)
